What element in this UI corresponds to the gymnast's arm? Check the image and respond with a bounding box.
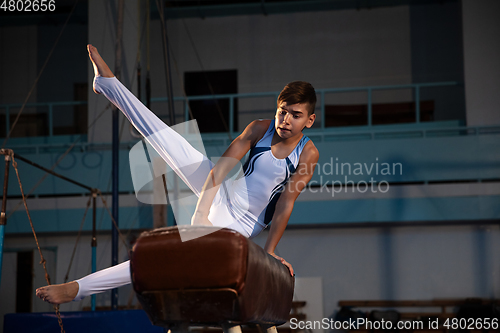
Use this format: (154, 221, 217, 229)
(264, 140, 319, 276)
(192, 120, 270, 225)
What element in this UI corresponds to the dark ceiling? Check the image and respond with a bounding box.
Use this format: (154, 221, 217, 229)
(0, 0, 456, 27)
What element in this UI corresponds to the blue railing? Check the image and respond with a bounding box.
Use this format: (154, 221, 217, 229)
(317, 81, 461, 127)
(152, 91, 279, 136)
(0, 81, 460, 140)
(0, 101, 87, 137)
(5, 124, 499, 157)
(152, 81, 461, 134)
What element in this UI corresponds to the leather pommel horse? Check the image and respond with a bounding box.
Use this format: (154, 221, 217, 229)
(130, 226, 295, 333)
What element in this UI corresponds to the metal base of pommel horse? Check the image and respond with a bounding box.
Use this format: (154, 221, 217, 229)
(130, 226, 294, 333)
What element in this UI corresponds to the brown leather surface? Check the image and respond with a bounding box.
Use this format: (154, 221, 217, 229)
(131, 226, 248, 294)
(238, 240, 295, 324)
(130, 226, 294, 327)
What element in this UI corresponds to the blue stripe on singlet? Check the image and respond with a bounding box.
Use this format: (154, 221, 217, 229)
(263, 157, 297, 225)
(243, 146, 271, 177)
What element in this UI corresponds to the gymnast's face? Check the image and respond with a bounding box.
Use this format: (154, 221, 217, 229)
(275, 102, 316, 139)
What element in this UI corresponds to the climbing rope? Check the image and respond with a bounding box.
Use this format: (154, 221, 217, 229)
(8, 150, 65, 333)
(6, 149, 134, 330)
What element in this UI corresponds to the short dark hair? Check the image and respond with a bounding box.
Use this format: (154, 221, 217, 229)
(277, 81, 317, 115)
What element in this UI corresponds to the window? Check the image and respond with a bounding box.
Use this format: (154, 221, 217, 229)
(184, 70, 238, 133)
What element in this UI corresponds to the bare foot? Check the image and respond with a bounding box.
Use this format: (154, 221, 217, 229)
(87, 44, 114, 93)
(36, 281, 79, 305)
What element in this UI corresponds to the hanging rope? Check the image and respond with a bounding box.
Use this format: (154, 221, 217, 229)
(8, 151, 65, 333)
(130, 0, 151, 139)
(5, 150, 134, 330)
(155, 0, 176, 126)
(0, 0, 160, 320)
(146, 0, 151, 110)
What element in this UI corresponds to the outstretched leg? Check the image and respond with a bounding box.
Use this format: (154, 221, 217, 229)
(88, 44, 213, 197)
(87, 44, 114, 85)
(36, 261, 131, 305)
(36, 281, 79, 305)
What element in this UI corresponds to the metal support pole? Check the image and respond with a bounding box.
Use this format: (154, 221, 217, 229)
(229, 97, 234, 135)
(157, 0, 179, 225)
(111, 0, 125, 311)
(48, 104, 53, 137)
(91, 191, 97, 311)
(367, 88, 372, 126)
(146, 0, 151, 110)
(158, 0, 176, 126)
(112, 101, 119, 311)
(0, 224, 4, 289)
(5, 106, 10, 137)
(415, 85, 421, 123)
(221, 323, 242, 333)
(320, 90, 325, 131)
(0, 152, 11, 288)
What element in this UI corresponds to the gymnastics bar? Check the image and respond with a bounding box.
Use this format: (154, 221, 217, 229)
(0, 149, 11, 288)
